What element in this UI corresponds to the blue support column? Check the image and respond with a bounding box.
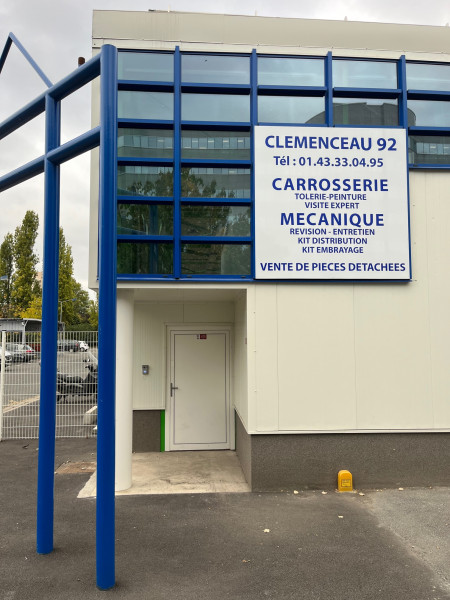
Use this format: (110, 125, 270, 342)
(37, 93, 60, 554)
(250, 49, 257, 279)
(96, 43, 118, 591)
(325, 51, 333, 126)
(173, 47, 181, 278)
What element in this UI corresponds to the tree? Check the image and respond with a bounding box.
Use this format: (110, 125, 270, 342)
(58, 227, 76, 324)
(0, 233, 14, 317)
(20, 295, 42, 319)
(11, 211, 40, 315)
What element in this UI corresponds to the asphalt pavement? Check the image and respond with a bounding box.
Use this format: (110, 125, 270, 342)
(1, 438, 450, 599)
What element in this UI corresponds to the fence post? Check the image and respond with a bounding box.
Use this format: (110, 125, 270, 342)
(0, 330, 5, 441)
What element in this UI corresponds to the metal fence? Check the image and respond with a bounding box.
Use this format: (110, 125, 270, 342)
(0, 331, 98, 440)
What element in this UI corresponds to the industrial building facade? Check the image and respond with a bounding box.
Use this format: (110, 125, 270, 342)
(90, 11, 450, 491)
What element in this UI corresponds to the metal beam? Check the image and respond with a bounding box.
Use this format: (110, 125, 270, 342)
(96, 44, 118, 591)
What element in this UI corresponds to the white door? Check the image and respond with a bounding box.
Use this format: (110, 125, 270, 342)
(167, 328, 230, 451)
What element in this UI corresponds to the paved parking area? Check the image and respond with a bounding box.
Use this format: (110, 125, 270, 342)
(1, 438, 450, 599)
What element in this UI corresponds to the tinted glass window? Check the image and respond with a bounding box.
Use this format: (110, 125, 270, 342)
(118, 128, 173, 158)
(333, 98, 398, 126)
(181, 167, 250, 198)
(258, 57, 324, 86)
(181, 244, 251, 275)
(333, 60, 397, 88)
(407, 63, 450, 92)
(408, 100, 450, 127)
(182, 54, 250, 84)
(118, 204, 173, 235)
(258, 96, 325, 124)
(118, 166, 173, 197)
(181, 130, 250, 159)
(118, 91, 173, 120)
(118, 52, 173, 81)
(117, 243, 173, 275)
(409, 135, 450, 165)
(182, 94, 250, 122)
(181, 206, 251, 236)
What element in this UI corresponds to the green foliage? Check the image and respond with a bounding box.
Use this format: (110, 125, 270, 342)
(11, 211, 40, 315)
(0, 232, 14, 317)
(0, 213, 95, 328)
(88, 294, 99, 329)
(20, 295, 42, 319)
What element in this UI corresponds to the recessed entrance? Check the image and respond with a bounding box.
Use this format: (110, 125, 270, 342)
(166, 326, 232, 451)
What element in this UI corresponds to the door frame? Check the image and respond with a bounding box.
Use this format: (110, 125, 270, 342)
(165, 324, 234, 452)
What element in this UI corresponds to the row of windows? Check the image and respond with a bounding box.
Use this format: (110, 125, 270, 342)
(118, 128, 450, 166)
(119, 52, 450, 91)
(117, 204, 251, 237)
(118, 92, 450, 128)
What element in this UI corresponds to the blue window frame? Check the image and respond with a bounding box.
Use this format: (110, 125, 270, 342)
(116, 49, 450, 281)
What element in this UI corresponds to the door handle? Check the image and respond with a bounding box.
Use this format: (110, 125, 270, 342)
(170, 382, 179, 397)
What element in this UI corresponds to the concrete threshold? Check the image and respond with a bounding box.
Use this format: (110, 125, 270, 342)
(78, 450, 250, 497)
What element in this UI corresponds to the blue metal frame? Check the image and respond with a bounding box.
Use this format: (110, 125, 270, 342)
(0, 40, 118, 590)
(0, 32, 52, 87)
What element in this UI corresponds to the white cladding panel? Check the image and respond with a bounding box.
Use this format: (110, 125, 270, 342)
(276, 285, 356, 431)
(93, 11, 450, 57)
(233, 293, 249, 429)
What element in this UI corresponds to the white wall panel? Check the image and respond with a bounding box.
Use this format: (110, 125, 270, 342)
(276, 285, 356, 431)
(184, 302, 234, 323)
(233, 293, 249, 428)
(423, 172, 450, 427)
(253, 286, 280, 431)
(133, 303, 183, 410)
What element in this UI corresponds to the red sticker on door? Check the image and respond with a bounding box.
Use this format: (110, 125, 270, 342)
(197, 334, 207, 340)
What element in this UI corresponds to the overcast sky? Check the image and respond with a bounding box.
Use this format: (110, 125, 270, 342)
(0, 0, 449, 292)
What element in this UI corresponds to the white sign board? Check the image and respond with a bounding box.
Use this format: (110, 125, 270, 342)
(255, 126, 410, 280)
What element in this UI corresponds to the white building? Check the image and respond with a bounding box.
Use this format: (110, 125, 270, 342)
(90, 10, 450, 491)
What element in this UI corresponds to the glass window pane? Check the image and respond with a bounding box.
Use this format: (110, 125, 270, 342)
(181, 167, 250, 198)
(333, 60, 397, 88)
(118, 204, 173, 235)
(118, 128, 173, 158)
(118, 91, 173, 120)
(258, 57, 324, 86)
(182, 54, 250, 84)
(181, 244, 251, 275)
(181, 130, 250, 159)
(118, 52, 173, 81)
(407, 63, 450, 92)
(258, 96, 325, 124)
(407, 100, 450, 127)
(117, 243, 173, 275)
(333, 98, 398, 126)
(118, 166, 173, 197)
(409, 135, 450, 164)
(182, 94, 250, 122)
(181, 206, 251, 236)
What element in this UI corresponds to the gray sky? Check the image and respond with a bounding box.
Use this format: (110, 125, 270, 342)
(0, 0, 449, 291)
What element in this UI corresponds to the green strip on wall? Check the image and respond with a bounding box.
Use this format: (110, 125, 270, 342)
(160, 410, 165, 452)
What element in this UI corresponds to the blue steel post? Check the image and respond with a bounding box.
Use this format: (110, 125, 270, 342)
(325, 52, 333, 126)
(96, 44, 118, 590)
(37, 93, 60, 554)
(250, 49, 257, 279)
(173, 47, 181, 278)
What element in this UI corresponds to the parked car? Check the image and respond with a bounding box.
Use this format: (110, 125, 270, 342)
(5, 343, 37, 362)
(0, 347, 12, 369)
(21, 344, 37, 361)
(57, 340, 80, 352)
(79, 341, 89, 352)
